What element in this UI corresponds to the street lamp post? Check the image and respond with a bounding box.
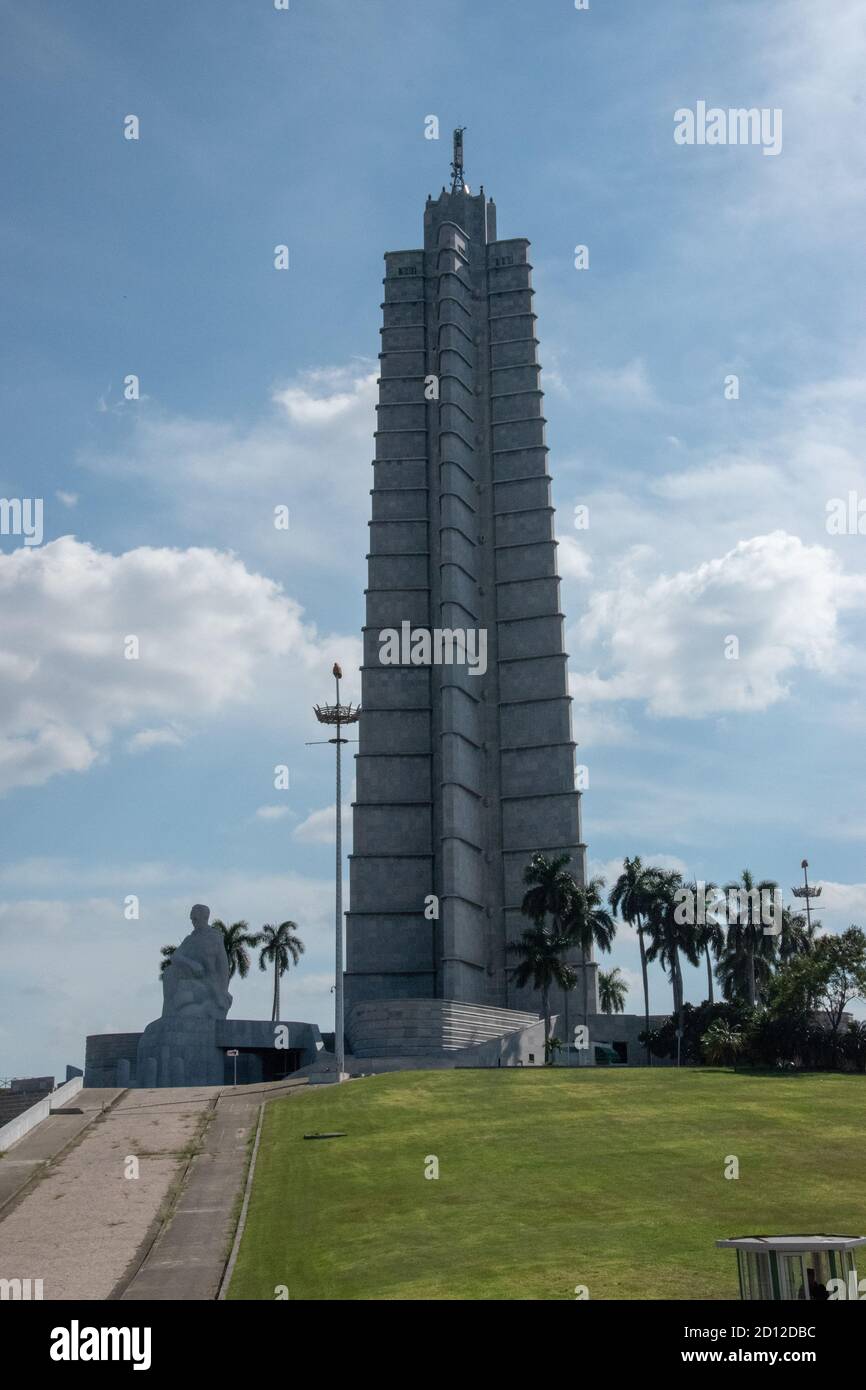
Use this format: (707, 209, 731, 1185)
(792, 857, 822, 934)
(313, 663, 361, 1081)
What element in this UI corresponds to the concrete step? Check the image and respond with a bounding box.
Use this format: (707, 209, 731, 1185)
(346, 998, 541, 1058)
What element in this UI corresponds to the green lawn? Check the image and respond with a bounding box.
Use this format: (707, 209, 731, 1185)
(227, 1068, 865, 1301)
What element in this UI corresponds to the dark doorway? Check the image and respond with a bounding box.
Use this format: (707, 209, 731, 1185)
(262, 1047, 302, 1081)
(223, 1048, 303, 1085)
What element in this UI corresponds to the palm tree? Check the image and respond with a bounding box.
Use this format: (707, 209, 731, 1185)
(568, 876, 616, 1029)
(159, 944, 176, 979)
(645, 869, 701, 1066)
(598, 967, 627, 1015)
(508, 924, 578, 1063)
(715, 938, 775, 1005)
(691, 880, 724, 1004)
(520, 852, 580, 935)
(514, 853, 583, 1057)
(701, 1019, 744, 1068)
(723, 869, 778, 1007)
(213, 919, 261, 980)
(778, 907, 815, 962)
(257, 921, 305, 1022)
(609, 857, 658, 1066)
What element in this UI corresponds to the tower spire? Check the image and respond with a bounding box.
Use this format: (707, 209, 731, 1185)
(451, 126, 467, 193)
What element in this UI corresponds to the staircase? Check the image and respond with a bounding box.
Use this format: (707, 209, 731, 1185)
(346, 999, 540, 1058)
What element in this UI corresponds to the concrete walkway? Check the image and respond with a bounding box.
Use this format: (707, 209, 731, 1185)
(118, 1076, 310, 1300)
(0, 1087, 214, 1300)
(0, 1076, 313, 1301)
(0, 1088, 125, 1214)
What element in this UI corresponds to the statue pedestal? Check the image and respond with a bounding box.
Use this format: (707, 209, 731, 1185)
(136, 1015, 225, 1088)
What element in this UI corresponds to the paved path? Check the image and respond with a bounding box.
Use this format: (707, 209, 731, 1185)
(119, 1077, 310, 1300)
(0, 1088, 214, 1300)
(0, 1088, 125, 1214)
(0, 1076, 312, 1301)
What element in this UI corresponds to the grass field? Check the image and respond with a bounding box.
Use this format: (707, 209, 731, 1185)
(226, 1068, 865, 1301)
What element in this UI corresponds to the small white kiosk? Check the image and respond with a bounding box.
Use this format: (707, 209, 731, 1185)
(717, 1234, 866, 1301)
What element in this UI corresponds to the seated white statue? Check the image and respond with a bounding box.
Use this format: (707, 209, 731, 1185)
(161, 904, 232, 1021)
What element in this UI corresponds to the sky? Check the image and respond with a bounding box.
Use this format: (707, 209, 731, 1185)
(1, 0, 865, 1079)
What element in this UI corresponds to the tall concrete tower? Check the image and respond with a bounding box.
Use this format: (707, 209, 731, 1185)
(345, 136, 591, 1029)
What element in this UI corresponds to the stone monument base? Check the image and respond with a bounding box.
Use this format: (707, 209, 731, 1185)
(136, 1015, 224, 1088)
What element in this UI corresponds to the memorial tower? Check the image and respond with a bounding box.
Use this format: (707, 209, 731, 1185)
(345, 134, 592, 1025)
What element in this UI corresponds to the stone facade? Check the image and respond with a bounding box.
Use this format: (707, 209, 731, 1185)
(346, 998, 539, 1056)
(84, 1020, 324, 1088)
(346, 171, 589, 1025)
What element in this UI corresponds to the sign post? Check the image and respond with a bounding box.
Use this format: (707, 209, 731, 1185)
(227, 1048, 239, 1087)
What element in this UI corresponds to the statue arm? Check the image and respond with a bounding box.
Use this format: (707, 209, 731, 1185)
(174, 947, 205, 978)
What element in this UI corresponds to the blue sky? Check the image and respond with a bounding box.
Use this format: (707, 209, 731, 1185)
(2, 0, 866, 1078)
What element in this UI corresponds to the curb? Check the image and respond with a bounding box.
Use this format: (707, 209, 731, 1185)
(218, 1100, 265, 1300)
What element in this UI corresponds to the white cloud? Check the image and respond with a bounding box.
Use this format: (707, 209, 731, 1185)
(81, 364, 378, 577)
(255, 805, 291, 821)
(557, 534, 592, 580)
(569, 531, 866, 718)
(651, 458, 783, 508)
(812, 880, 866, 932)
(127, 726, 184, 753)
(55, 490, 78, 508)
(273, 365, 375, 426)
(0, 536, 359, 795)
(590, 853, 690, 889)
(294, 801, 352, 846)
(557, 360, 866, 613)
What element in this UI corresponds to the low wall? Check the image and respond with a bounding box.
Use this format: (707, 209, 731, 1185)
(342, 1005, 672, 1070)
(85, 1032, 143, 1088)
(574, 1012, 672, 1067)
(85, 1020, 324, 1089)
(0, 1074, 84, 1152)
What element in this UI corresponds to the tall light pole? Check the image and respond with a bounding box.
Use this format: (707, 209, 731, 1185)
(792, 857, 822, 934)
(313, 663, 360, 1080)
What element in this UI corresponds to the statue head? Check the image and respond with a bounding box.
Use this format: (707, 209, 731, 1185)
(190, 903, 210, 931)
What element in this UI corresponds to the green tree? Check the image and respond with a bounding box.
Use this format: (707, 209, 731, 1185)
(780, 927, 866, 1062)
(257, 921, 305, 1022)
(568, 877, 615, 1028)
(159, 944, 176, 979)
(598, 966, 627, 1015)
(690, 880, 724, 1005)
(520, 852, 580, 935)
(515, 853, 583, 1061)
(761, 928, 866, 1067)
(608, 857, 659, 1065)
(213, 919, 261, 980)
(645, 869, 701, 1066)
(700, 1019, 744, 1068)
(715, 936, 776, 1006)
(722, 869, 779, 1007)
(643, 999, 750, 1065)
(508, 924, 577, 1063)
(778, 906, 815, 962)
(842, 1019, 866, 1073)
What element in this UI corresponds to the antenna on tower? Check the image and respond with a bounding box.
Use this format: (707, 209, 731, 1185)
(451, 126, 467, 193)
